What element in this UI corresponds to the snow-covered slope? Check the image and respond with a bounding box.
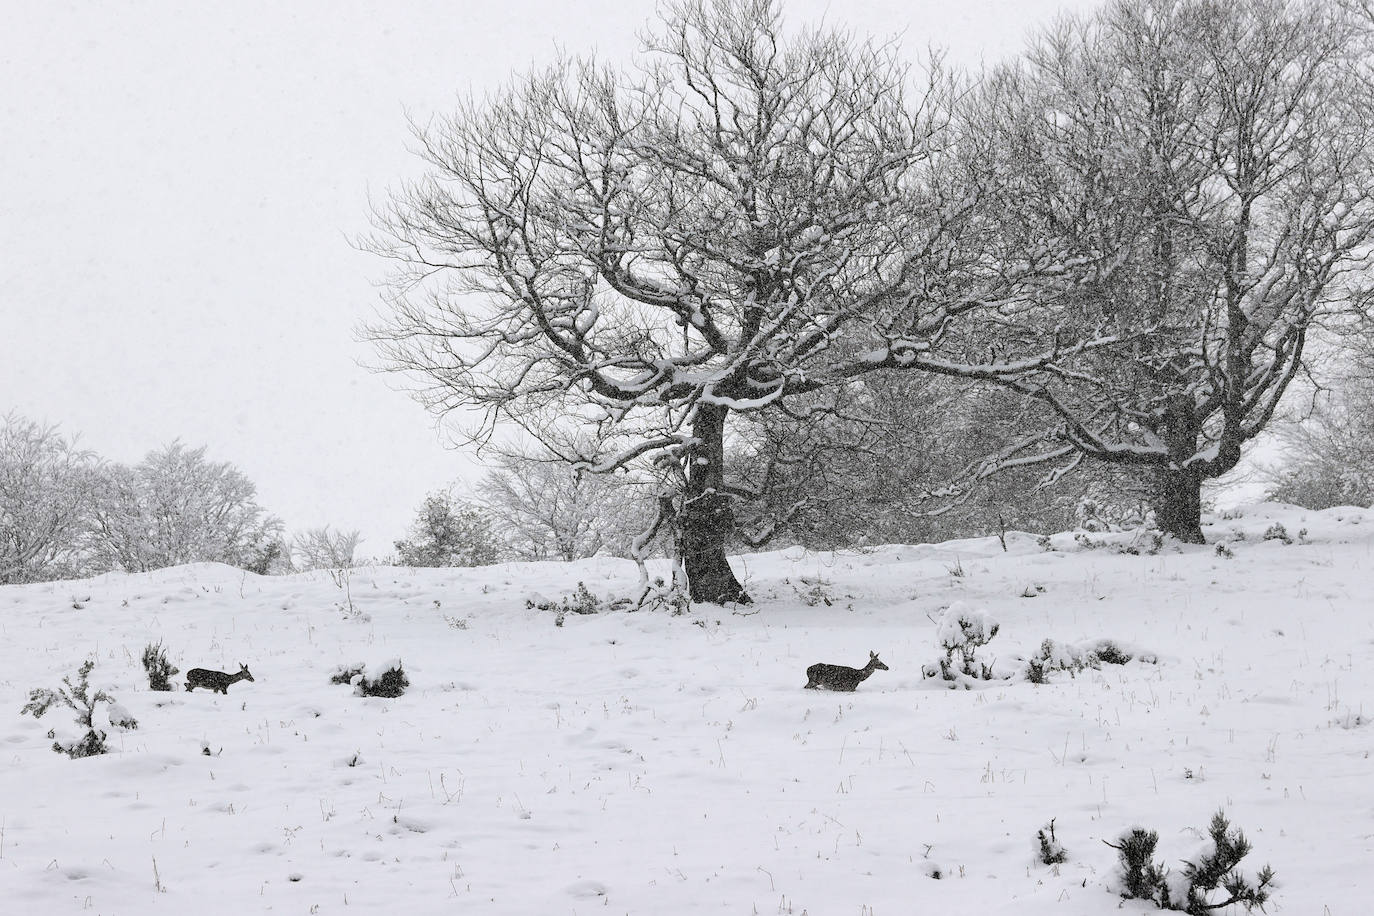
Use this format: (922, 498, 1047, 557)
(3, 503, 1371, 914)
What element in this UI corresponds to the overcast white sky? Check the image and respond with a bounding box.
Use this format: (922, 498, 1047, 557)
(1, 0, 1099, 554)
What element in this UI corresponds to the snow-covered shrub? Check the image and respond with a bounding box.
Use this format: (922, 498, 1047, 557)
(1073, 531, 1106, 550)
(528, 581, 636, 624)
(1109, 811, 1275, 914)
(21, 659, 135, 758)
(1118, 531, 1165, 555)
(1026, 639, 1090, 683)
(106, 701, 139, 730)
(1089, 639, 1134, 666)
(142, 640, 179, 691)
(1025, 638, 1147, 684)
(331, 660, 409, 698)
(329, 663, 366, 685)
(923, 603, 1001, 686)
(1036, 819, 1067, 865)
(357, 660, 409, 698)
(1262, 523, 1292, 545)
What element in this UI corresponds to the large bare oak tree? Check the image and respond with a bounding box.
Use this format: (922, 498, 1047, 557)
(367, 0, 1002, 602)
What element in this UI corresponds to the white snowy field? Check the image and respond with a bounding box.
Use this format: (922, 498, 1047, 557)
(2, 503, 1371, 915)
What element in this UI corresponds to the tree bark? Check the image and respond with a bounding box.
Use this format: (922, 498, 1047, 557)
(1152, 468, 1206, 544)
(681, 404, 751, 604)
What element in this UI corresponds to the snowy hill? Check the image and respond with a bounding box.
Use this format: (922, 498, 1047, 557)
(3, 503, 1372, 914)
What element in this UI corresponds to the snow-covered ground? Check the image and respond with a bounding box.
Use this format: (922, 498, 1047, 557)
(3, 503, 1371, 914)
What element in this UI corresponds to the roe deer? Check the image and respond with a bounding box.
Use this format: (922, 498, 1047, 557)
(804, 651, 888, 691)
(186, 663, 254, 694)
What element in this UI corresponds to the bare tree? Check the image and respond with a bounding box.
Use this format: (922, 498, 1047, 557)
(475, 448, 626, 561)
(942, 0, 1374, 541)
(90, 441, 282, 572)
(292, 526, 363, 571)
(0, 414, 99, 583)
(366, 0, 1115, 601)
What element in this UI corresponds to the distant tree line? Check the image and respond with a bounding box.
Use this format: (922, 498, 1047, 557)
(0, 422, 287, 584)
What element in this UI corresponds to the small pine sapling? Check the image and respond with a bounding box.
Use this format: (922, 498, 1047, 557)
(142, 641, 180, 691)
(22, 659, 135, 758)
(1036, 819, 1068, 865)
(1175, 811, 1276, 914)
(1106, 811, 1275, 914)
(1107, 828, 1169, 903)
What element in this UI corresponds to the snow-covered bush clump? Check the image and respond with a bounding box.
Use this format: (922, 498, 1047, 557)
(330, 659, 409, 698)
(923, 602, 1003, 687)
(1025, 637, 1152, 683)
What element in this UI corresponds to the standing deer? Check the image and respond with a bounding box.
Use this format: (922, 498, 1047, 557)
(185, 663, 255, 694)
(804, 651, 888, 691)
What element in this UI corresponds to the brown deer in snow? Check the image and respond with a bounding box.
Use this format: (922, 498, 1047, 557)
(185, 663, 254, 694)
(804, 652, 888, 691)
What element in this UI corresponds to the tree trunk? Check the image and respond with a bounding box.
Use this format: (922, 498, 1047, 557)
(681, 404, 751, 604)
(1152, 468, 1206, 544)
